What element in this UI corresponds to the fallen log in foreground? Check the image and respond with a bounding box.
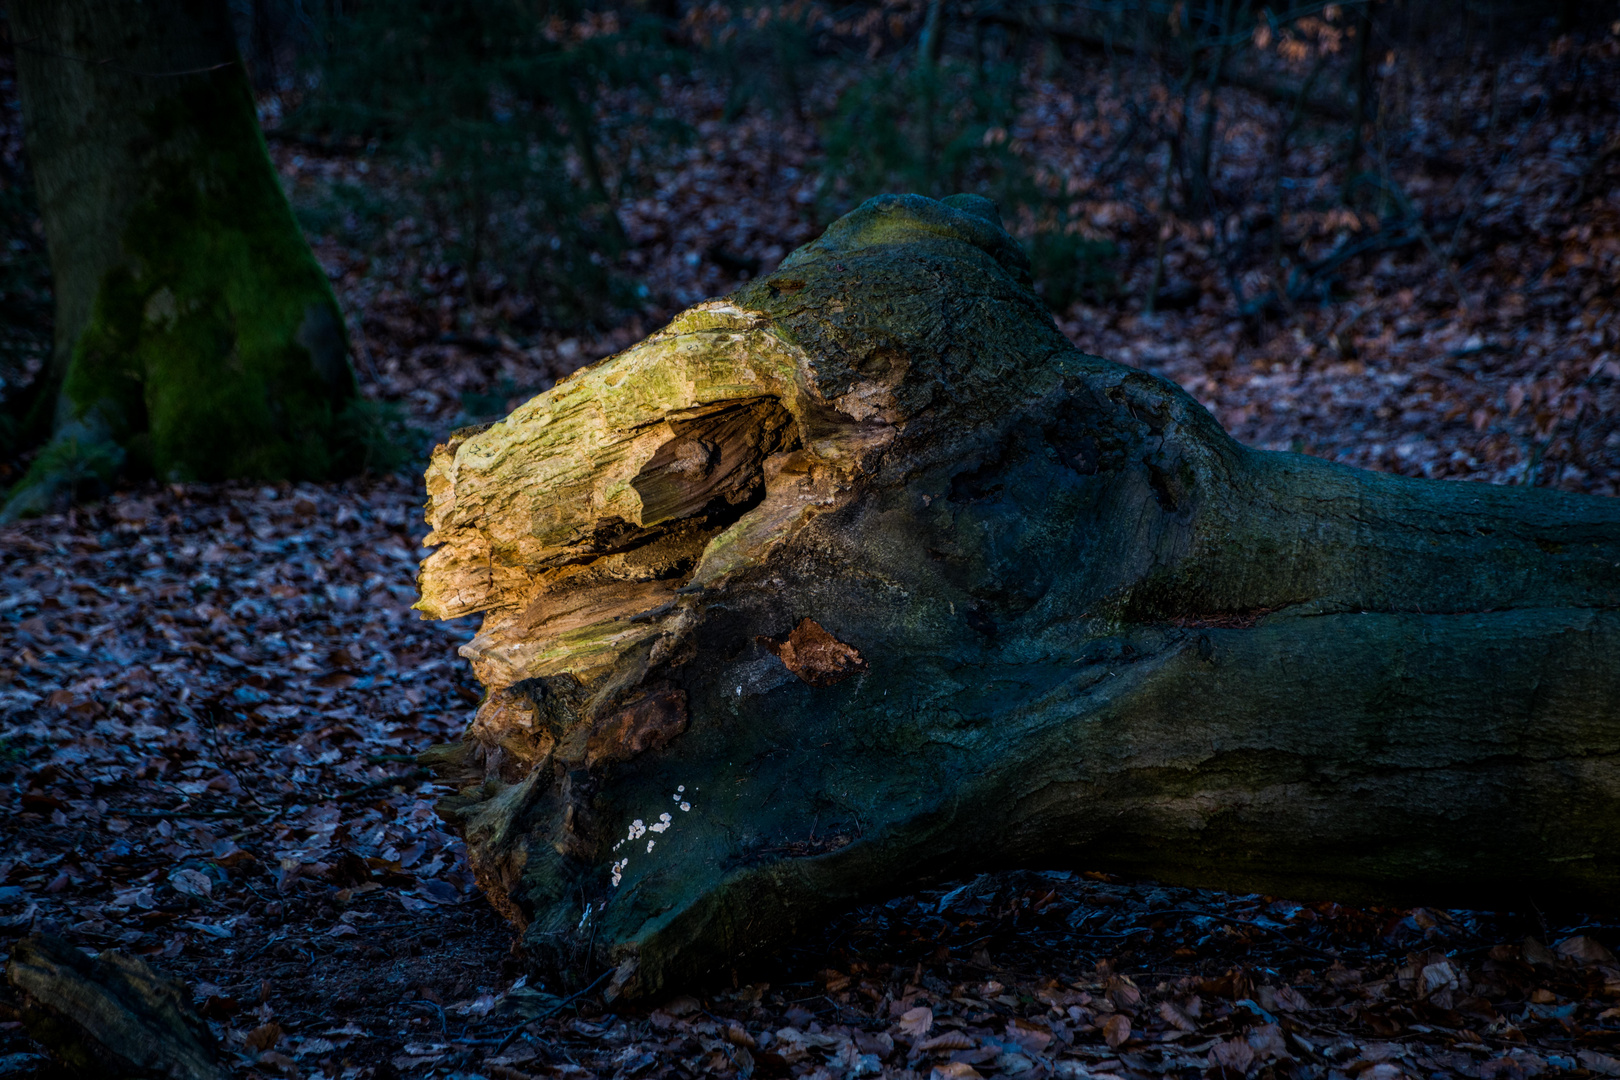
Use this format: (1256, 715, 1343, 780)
(416, 194, 1620, 999)
(5, 933, 225, 1079)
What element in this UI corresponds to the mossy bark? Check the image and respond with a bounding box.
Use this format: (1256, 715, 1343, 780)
(416, 194, 1620, 1000)
(5, 0, 355, 515)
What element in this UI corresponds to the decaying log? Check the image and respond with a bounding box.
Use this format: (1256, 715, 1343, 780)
(415, 194, 1620, 999)
(5, 933, 225, 1079)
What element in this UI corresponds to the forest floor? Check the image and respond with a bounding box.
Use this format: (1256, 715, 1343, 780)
(4, 19, 1620, 1080)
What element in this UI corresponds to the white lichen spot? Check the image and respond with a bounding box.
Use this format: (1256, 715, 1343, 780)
(610, 858, 628, 887)
(680, 801, 691, 812)
(650, 812, 671, 833)
(577, 902, 592, 930)
(613, 839, 623, 851)
(647, 839, 656, 853)
(677, 785, 685, 792)
(628, 819, 647, 840)
(736, 685, 742, 697)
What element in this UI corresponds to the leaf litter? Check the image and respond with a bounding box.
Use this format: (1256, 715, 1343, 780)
(3, 12, 1620, 1080)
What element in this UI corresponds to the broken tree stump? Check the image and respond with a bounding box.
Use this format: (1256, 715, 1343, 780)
(5, 933, 226, 1079)
(416, 193, 1620, 999)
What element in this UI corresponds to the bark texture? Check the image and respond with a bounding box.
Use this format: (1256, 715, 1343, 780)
(6, 0, 354, 515)
(5, 933, 226, 1079)
(416, 194, 1620, 1000)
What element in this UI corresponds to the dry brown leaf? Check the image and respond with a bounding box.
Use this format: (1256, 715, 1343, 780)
(757, 619, 869, 687)
(1209, 1038, 1255, 1075)
(917, 1031, 975, 1053)
(663, 995, 702, 1017)
(1102, 1014, 1130, 1049)
(1157, 1001, 1197, 1033)
(1524, 937, 1558, 966)
(1246, 1024, 1288, 1061)
(898, 1005, 934, 1039)
(855, 1031, 895, 1059)
(1557, 935, 1617, 966)
(1105, 975, 1141, 1009)
(1272, 986, 1310, 1012)
(1005, 1017, 1052, 1053)
(1581, 1051, 1620, 1077)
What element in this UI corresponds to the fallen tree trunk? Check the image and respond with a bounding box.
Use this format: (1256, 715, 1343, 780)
(416, 194, 1620, 1000)
(6, 933, 225, 1079)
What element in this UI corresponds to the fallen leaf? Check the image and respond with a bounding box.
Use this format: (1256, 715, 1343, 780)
(1523, 937, 1558, 966)
(898, 1005, 934, 1039)
(994, 1052, 1035, 1075)
(1556, 935, 1616, 966)
(1158, 1000, 1197, 1033)
(1005, 1017, 1052, 1053)
(855, 1031, 894, 1059)
(1581, 1051, 1620, 1077)
(758, 618, 869, 687)
(1102, 1014, 1130, 1049)
(168, 868, 213, 900)
(1209, 1038, 1255, 1075)
(1420, 958, 1460, 997)
(1246, 1024, 1288, 1061)
(414, 878, 461, 904)
(663, 994, 702, 1017)
(1272, 986, 1309, 1012)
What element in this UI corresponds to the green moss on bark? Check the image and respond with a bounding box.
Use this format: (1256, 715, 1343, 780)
(62, 65, 354, 482)
(6, 1, 356, 516)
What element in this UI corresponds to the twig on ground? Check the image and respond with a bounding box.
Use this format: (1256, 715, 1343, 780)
(494, 968, 616, 1053)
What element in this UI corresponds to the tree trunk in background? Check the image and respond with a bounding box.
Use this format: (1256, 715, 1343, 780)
(416, 194, 1620, 1000)
(5, 0, 355, 516)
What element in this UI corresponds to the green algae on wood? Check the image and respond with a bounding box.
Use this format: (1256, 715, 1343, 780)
(415, 193, 1620, 1000)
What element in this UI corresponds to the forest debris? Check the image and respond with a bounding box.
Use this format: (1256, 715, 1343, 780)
(915, 1031, 974, 1053)
(1556, 935, 1616, 965)
(1524, 937, 1559, 967)
(897, 1005, 933, 1038)
(5, 933, 226, 1080)
(1580, 1050, 1620, 1077)
(757, 618, 869, 687)
(1208, 1037, 1255, 1075)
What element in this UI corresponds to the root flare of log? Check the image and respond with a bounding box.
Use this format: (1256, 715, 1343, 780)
(415, 193, 1620, 999)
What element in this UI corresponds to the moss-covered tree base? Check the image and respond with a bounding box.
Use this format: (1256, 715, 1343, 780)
(416, 194, 1620, 1000)
(6, 0, 356, 518)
